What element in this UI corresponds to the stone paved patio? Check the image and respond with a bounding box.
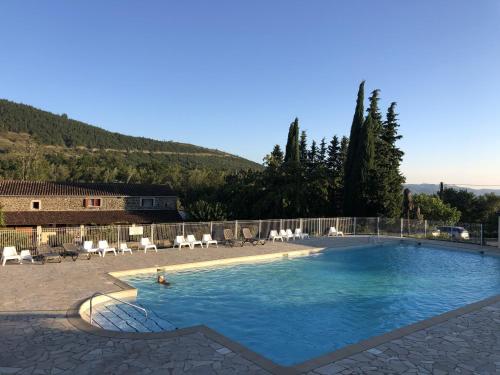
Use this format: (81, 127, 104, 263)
(1, 237, 499, 374)
(306, 302, 500, 375)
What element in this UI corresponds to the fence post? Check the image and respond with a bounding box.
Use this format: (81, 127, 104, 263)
(318, 218, 321, 236)
(280, 219, 283, 231)
(377, 217, 380, 237)
(424, 220, 427, 238)
(353, 217, 356, 236)
(36, 226, 42, 247)
(258, 220, 262, 239)
(336, 217, 339, 233)
(300, 218, 303, 231)
(235, 220, 238, 239)
(117, 225, 120, 246)
(400, 218, 403, 238)
(182, 222, 185, 237)
(210, 221, 213, 236)
(151, 224, 155, 242)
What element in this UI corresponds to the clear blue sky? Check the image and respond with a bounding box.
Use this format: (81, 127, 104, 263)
(1, 1, 499, 185)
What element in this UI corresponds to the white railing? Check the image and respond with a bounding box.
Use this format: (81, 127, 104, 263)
(0, 217, 491, 252)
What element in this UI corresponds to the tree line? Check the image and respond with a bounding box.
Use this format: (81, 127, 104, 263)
(188, 81, 406, 220)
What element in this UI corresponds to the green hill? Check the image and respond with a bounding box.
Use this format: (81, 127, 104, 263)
(0, 99, 261, 188)
(0, 99, 255, 157)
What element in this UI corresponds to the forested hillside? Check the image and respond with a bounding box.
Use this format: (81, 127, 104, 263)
(0, 99, 236, 154)
(0, 99, 260, 200)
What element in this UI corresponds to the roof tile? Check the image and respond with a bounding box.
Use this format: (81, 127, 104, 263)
(4, 210, 182, 226)
(0, 180, 175, 197)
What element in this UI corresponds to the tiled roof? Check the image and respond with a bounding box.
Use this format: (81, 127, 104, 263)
(4, 210, 182, 226)
(0, 181, 175, 197)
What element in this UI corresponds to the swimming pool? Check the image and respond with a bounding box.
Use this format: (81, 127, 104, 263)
(122, 244, 500, 366)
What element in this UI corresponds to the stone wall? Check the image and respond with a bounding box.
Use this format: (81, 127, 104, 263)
(0, 196, 177, 212)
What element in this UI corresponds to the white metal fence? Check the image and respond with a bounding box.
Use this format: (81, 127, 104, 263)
(0, 217, 491, 254)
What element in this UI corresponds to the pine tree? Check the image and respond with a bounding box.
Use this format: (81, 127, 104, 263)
(319, 138, 327, 163)
(344, 81, 365, 215)
(367, 89, 383, 136)
(365, 89, 384, 215)
(263, 145, 284, 170)
(366, 101, 405, 216)
(326, 135, 341, 214)
(380, 102, 405, 216)
(326, 135, 340, 172)
(308, 140, 318, 165)
(357, 113, 376, 213)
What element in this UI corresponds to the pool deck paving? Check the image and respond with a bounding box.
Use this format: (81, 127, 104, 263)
(1, 237, 499, 374)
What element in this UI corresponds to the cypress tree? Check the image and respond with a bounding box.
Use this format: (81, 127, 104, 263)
(282, 118, 302, 217)
(344, 81, 365, 215)
(338, 136, 349, 214)
(284, 118, 300, 164)
(339, 136, 349, 167)
(284, 122, 294, 162)
(299, 130, 308, 162)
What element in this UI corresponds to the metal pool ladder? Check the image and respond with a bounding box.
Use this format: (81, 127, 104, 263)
(89, 291, 148, 325)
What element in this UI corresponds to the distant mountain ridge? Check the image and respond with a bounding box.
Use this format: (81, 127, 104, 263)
(405, 183, 500, 196)
(0, 99, 259, 167)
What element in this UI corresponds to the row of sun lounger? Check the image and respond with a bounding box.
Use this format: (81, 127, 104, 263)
(1, 227, 345, 265)
(1, 237, 159, 265)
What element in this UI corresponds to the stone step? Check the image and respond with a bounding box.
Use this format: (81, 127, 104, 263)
(88, 301, 176, 333)
(105, 304, 151, 332)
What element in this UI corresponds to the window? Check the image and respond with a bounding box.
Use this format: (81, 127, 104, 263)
(31, 200, 41, 210)
(141, 198, 155, 208)
(84, 198, 102, 208)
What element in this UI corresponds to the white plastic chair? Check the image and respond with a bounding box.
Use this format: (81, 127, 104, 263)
(174, 235, 191, 249)
(98, 240, 117, 257)
(186, 235, 203, 248)
(202, 234, 218, 248)
(269, 230, 283, 242)
(2, 246, 22, 266)
(119, 243, 133, 255)
(279, 229, 293, 241)
(327, 227, 344, 237)
(20, 250, 34, 263)
(83, 241, 101, 257)
(140, 238, 158, 253)
(286, 229, 297, 240)
(294, 228, 309, 239)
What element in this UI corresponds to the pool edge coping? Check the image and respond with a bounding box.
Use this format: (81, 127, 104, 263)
(66, 239, 500, 375)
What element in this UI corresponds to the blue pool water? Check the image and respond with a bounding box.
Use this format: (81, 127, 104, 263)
(122, 244, 500, 366)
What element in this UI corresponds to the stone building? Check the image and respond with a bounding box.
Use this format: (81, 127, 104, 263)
(0, 180, 181, 228)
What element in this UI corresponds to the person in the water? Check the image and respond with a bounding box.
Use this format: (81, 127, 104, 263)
(157, 275, 171, 286)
